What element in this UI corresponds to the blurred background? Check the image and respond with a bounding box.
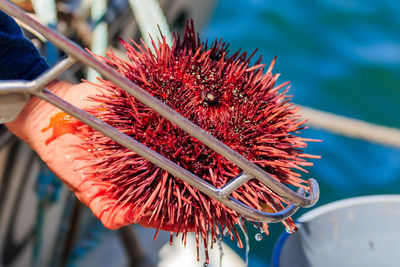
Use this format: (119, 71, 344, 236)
(0, 0, 399, 266)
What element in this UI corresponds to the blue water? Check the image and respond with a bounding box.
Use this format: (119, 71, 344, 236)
(204, 0, 400, 266)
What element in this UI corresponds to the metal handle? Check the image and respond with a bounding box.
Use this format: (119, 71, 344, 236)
(0, 0, 319, 222)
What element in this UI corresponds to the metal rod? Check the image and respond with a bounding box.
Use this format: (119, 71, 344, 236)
(218, 172, 252, 198)
(33, 56, 76, 90)
(0, 0, 319, 208)
(0, 80, 33, 94)
(0, 57, 75, 94)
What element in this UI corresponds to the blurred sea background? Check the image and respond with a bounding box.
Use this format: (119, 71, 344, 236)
(203, 0, 400, 266)
(1, 1, 399, 266)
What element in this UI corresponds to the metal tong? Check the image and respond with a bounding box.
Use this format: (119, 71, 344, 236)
(0, 0, 319, 223)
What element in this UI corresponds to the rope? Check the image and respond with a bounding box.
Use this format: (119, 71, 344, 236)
(298, 105, 400, 149)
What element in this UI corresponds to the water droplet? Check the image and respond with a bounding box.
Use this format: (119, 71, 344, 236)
(223, 227, 229, 236)
(255, 233, 263, 241)
(203, 263, 208, 267)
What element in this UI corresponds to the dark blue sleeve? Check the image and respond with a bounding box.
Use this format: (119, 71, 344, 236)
(0, 10, 49, 80)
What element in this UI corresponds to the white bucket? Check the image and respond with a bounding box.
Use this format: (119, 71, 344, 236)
(272, 195, 400, 267)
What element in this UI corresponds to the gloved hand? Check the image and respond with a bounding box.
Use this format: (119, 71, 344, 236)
(6, 81, 132, 229)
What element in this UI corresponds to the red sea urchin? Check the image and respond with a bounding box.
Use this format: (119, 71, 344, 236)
(48, 21, 319, 262)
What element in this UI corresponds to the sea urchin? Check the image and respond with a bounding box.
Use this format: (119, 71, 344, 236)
(45, 21, 319, 263)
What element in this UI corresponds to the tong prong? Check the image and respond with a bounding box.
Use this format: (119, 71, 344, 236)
(218, 174, 319, 208)
(226, 187, 306, 222)
(0, 0, 320, 222)
(0, 0, 319, 209)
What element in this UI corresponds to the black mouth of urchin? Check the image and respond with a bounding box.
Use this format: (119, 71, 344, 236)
(203, 90, 219, 105)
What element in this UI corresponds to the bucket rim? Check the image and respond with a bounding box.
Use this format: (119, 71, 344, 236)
(298, 194, 400, 222)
